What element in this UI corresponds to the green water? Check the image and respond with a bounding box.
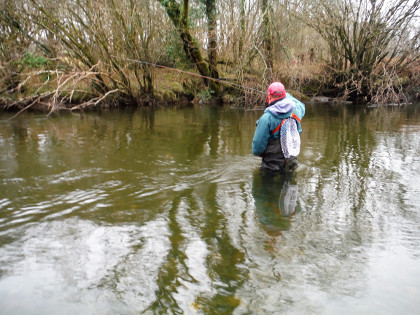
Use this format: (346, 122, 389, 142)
(0, 103, 419, 314)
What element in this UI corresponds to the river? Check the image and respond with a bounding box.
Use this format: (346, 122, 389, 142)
(0, 103, 419, 314)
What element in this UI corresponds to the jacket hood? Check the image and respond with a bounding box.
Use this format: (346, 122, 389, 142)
(265, 98, 294, 115)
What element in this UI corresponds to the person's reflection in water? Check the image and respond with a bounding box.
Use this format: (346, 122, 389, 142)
(252, 168, 301, 242)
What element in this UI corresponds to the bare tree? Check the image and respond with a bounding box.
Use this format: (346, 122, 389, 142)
(2, 0, 168, 110)
(298, 0, 420, 102)
(2, 0, 418, 110)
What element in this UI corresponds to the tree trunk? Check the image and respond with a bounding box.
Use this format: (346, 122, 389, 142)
(205, 0, 219, 80)
(158, 0, 220, 95)
(239, 0, 245, 57)
(261, 0, 273, 81)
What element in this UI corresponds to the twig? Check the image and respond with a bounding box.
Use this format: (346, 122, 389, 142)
(8, 91, 55, 120)
(70, 89, 119, 111)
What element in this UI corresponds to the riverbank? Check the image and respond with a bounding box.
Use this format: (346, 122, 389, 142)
(1, 64, 418, 114)
(0, 69, 305, 113)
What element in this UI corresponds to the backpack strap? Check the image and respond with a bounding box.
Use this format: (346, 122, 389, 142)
(271, 112, 301, 135)
(271, 118, 287, 135)
(291, 112, 301, 123)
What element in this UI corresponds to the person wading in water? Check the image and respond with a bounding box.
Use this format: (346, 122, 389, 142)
(252, 82, 305, 172)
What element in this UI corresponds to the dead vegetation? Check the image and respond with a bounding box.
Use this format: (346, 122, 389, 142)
(1, 0, 419, 115)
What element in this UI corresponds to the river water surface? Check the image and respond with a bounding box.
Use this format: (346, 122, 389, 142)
(0, 103, 419, 314)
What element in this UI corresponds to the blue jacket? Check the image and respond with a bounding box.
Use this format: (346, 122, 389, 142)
(252, 93, 305, 157)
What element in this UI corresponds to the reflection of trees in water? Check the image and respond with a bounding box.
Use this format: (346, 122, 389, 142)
(149, 108, 249, 312)
(199, 182, 245, 312)
(150, 182, 247, 313)
(302, 104, 418, 224)
(283, 104, 420, 298)
(301, 104, 376, 225)
(149, 192, 189, 313)
(1, 104, 419, 313)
